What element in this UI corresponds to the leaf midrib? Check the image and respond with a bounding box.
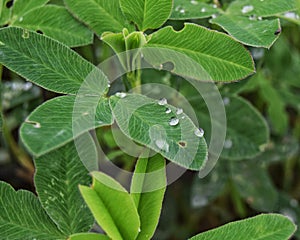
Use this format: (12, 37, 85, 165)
(145, 42, 253, 73)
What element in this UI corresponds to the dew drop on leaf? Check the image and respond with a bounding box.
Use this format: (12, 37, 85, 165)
(201, 7, 206, 13)
(34, 122, 41, 128)
(158, 98, 168, 106)
(241, 5, 254, 14)
(224, 139, 233, 149)
(191, 195, 208, 208)
(165, 108, 172, 114)
(194, 128, 204, 137)
(169, 118, 179, 126)
(190, 0, 198, 5)
(176, 108, 183, 115)
(115, 92, 127, 98)
(223, 97, 230, 106)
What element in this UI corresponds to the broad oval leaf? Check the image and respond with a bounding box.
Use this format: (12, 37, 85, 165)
(210, 15, 281, 48)
(20, 96, 113, 156)
(189, 214, 296, 240)
(12, 5, 93, 47)
(34, 140, 94, 235)
(230, 161, 278, 212)
(0, 181, 65, 240)
(64, 0, 134, 36)
(170, 0, 219, 20)
(221, 96, 269, 160)
(143, 23, 255, 82)
(227, 0, 297, 17)
(0, 0, 49, 26)
(131, 153, 166, 240)
(79, 172, 140, 240)
(69, 233, 110, 240)
(0, 27, 109, 94)
(120, 0, 173, 31)
(109, 93, 208, 170)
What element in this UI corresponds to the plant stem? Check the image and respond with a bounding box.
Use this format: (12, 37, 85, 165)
(229, 179, 247, 218)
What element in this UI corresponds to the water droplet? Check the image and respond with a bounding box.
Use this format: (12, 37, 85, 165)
(34, 122, 41, 128)
(212, 4, 217, 8)
(201, 7, 206, 13)
(194, 128, 204, 137)
(181, 116, 185, 119)
(223, 97, 230, 106)
(290, 199, 299, 208)
(258, 16, 263, 20)
(23, 82, 32, 91)
(211, 14, 217, 19)
(19, 17, 23, 22)
(192, 195, 208, 208)
(284, 12, 300, 19)
(176, 108, 183, 115)
(251, 48, 265, 60)
(190, 0, 198, 5)
(82, 112, 89, 116)
(22, 29, 30, 39)
(165, 108, 172, 114)
(180, 9, 185, 14)
(224, 139, 233, 149)
(169, 118, 179, 126)
(241, 5, 254, 14)
(280, 208, 297, 223)
(158, 98, 168, 106)
(115, 92, 127, 98)
(138, 228, 141, 233)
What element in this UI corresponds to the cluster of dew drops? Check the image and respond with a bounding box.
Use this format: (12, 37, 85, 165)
(174, 1, 218, 16)
(115, 92, 205, 138)
(157, 98, 204, 138)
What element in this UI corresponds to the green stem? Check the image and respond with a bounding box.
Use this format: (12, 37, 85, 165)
(229, 179, 247, 218)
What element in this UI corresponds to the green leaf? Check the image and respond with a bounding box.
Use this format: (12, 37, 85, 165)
(0, 27, 109, 95)
(170, 0, 219, 20)
(109, 93, 208, 170)
(0, 181, 65, 240)
(79, 172, 140, 240)
(20, 95, 113, 156)
(230, 161, 278, 212)
(221, 96, 269, 160)
(143, 23, 255, 82)
(131, 153, 166, 240)
(120, 0, 173, 31)
(69, 233, 110, 240)
(10, 0, 49, 21)
(0, 0, 49, 26)
(189, 214, 296, 240)
(12, 5, 93, 47)
(34, 140, 94, 235)
(227, 0, 297, 17)
(191, 161, 227, 208)
(64, 0, 134, 36)
(210, 15, 281, 48)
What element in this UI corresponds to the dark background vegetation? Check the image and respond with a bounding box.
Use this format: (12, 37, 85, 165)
(1, 0, 300, 239)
